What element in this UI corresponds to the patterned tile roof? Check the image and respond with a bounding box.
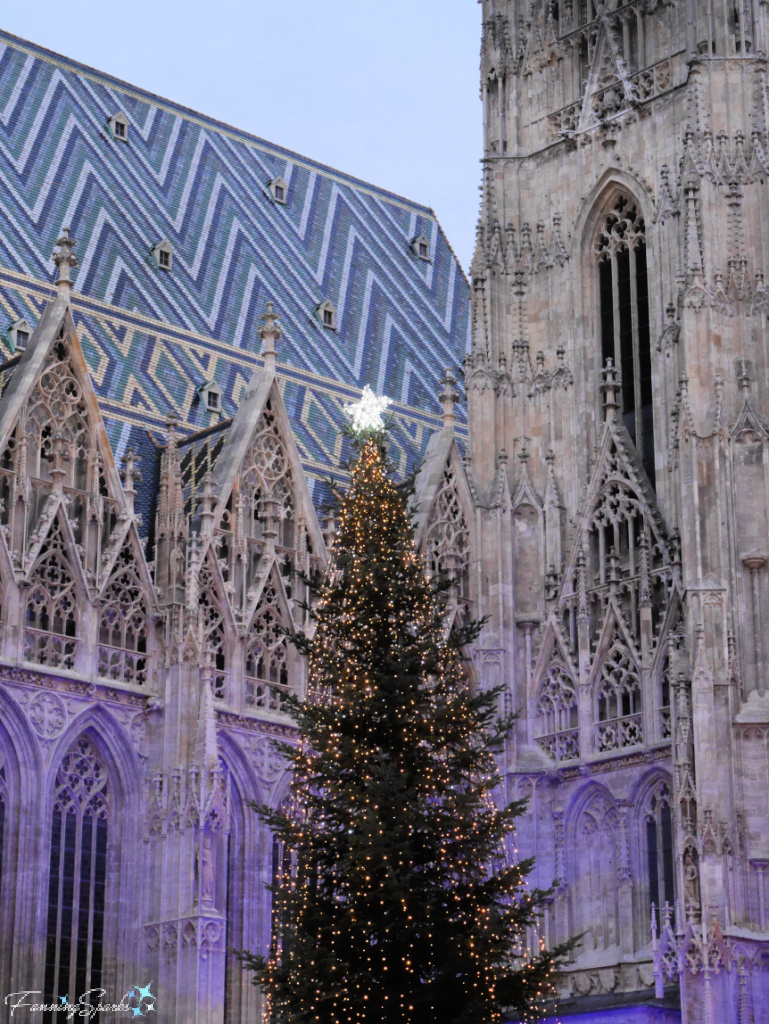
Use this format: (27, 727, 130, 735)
(0, 268, 465, 532)
(0, 29, 471, 437)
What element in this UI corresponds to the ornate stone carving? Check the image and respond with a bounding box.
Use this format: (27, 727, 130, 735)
(246, 734, 287, 787)
(535, 664, 579, 761)
(27, 689, 67, 739)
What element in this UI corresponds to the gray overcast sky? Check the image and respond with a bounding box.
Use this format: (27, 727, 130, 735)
(3, 1, 482, 271)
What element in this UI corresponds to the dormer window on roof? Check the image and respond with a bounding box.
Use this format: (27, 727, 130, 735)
(412, 235, 431, 261)
(7, 318, 32, 353)
(268, 176, 288, 204)
(314, 300, 336, 330)
(151, 240, 174, 271)
(197, 380, 223, 413)
(107, 112, 129, 142)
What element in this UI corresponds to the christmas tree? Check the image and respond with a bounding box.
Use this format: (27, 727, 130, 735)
(243, 407, 567, 1024)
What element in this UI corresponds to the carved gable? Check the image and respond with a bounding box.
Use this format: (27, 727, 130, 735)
(0, 299, 155, 683)
(532, 413, 678, 761)
(181, 380, 324, 634)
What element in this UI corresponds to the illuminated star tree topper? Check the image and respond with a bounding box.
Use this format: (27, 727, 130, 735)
(343, 385, 392, 434)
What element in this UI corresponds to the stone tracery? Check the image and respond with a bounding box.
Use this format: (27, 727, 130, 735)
(535, 663, 579, 761)
(26, 338, 90, 487)
(245, 581, 290, 712)
(45, 737, 110, 1010)
(98, 544, 149, 686)
(242, 400, 295, 551)
(595, 641, 643, 751)
(198, 560, 228, 700)
(575, 791, 620, 952)
(424, 467, 470, 599)
(24, 519, 78, 670)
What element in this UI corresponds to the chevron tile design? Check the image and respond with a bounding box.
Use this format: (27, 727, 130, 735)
(0, 268, 464, 528)
(0, 30, 471, 427)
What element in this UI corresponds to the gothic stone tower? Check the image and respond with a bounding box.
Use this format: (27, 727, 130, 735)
(467, 0, 769, 1018)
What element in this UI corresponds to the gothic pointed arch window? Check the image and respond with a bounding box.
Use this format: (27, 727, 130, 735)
(575, 791, 619, 951)
(535, 664, 579, 761)
(24, 522, 78, 670)
(242, 400, 295, 555)
(643, 778, 675, 917)
(27, 338, 90, 489)
(44, 737, 110, 1017)
(245, 581, 290, 712)
(98, 545, 149, 686)
(595, 642, 643, 751)
(596, 194, 655, 486)
(424, 466, 470, 602)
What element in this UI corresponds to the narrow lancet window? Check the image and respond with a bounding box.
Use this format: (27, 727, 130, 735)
(597, 195, 655, 486)
(644, 781, 675, 916)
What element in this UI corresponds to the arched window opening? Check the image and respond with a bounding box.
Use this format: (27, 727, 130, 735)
(44, 738, 109, 1020)
(245, 583, 290, 712)
(242, 401, 295, 565)
(644, 780, 675, 916)
(26, 340, 92, 493)
(98, 547, 148, 686)
(576, 792, 619, 951)
(596, 195, 655, 487)
(535, 665, 579, 761)
(25, 523, 78, 670)
(595, 643, 643, 751)
(424, 467, 470, 603)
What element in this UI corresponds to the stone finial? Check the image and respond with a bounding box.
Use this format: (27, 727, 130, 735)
(259, 301, 281, 374)
(52, 227, 78, 297)
(600, 359, 621, 420)
(438, 369, 459, 429)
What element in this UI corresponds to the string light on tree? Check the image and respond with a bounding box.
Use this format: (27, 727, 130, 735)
(238, 423, 571, 1023)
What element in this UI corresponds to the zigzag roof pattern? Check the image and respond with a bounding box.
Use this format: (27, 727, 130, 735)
(0, 269, 461, 524)
(0, 29, 470, 469)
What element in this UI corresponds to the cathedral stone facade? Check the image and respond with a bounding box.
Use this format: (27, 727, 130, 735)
(467, 0, 769, 1018)
(1, 0, 769, 1017)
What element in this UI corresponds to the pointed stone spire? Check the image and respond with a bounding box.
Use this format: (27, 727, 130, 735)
(438, 369, 459, 430)
(52, 227, 78, 297)
(259, 301, 281, 375)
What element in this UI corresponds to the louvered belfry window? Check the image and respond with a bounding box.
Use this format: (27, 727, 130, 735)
(597, 195, 655, 486)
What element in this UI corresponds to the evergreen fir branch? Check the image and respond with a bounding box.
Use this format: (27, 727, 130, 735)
(242, 435, 572, 1024)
